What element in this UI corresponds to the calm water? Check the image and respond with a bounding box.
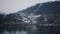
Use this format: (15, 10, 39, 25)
(0, 24, 60, 34)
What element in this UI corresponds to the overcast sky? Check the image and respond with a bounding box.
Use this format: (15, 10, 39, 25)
(0, 0, 58, 14)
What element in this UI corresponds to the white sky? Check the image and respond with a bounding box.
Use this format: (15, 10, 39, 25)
(0, 0, 58, 14)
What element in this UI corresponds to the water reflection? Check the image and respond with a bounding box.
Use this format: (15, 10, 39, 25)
(3, 30, 27, 34)
(0, 24, 60, 34)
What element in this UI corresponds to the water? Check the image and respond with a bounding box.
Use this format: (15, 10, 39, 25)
(2, 30, 27, 34)
(0, 24, 60, 34)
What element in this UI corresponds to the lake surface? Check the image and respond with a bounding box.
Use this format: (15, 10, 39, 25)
(0, 24, 60, 34)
